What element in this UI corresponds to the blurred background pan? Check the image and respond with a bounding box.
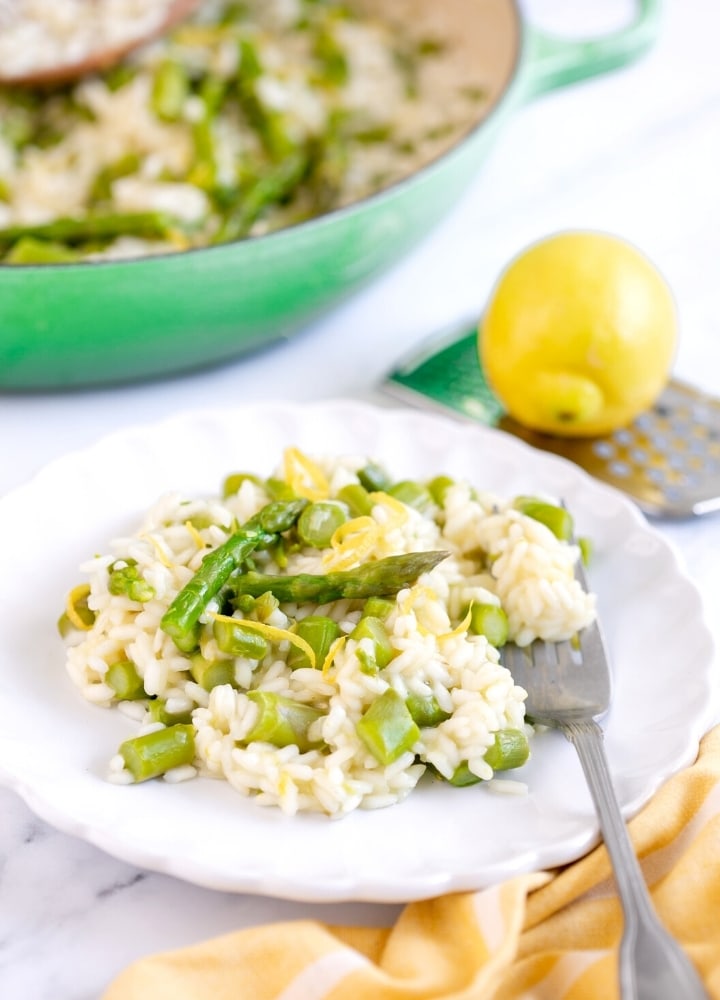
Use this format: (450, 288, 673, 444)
(0, 0, 660, 390)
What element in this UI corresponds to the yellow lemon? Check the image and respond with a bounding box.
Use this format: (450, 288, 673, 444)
(479, 232, 678, 437)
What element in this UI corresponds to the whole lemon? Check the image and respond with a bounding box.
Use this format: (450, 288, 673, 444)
(479, 232, 678, 437)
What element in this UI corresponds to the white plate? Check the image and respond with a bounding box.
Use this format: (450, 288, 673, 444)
(0, 400, 715, 902)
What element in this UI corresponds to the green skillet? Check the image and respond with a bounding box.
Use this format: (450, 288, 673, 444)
(0, 0, 661, 390)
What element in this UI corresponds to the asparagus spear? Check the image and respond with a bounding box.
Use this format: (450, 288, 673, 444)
(4, 237, 81, 264)
(0, 211, 182, 250)
(188, 74, 229, 191)
(214, 150, 310, 244)
(151, 59, 190, 122)
(89, 153, 142, 205)
(160, 499, 308, 651)
(235, 37, 295, 161)
(229, 550, 449, 605)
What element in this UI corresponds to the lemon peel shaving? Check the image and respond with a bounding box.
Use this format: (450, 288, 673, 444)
(184, 520, 206, 550)
(437, 604, 473, 641)
(322, 515, 379, 570)
(142, 532, 173, 568)
(399, 584, 445, 637)
(399, 584, 439, 617)
(66, 583, 94, 631)
(283, 447, 329, 501)
(168, 230, 191, 251)
(322, 635, 347, 676)
(174, 23, 230, 45)
(210, 612, 316, 668)
(369, 491, 409, 529)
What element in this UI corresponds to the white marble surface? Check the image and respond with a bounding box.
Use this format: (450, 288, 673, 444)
(2, 2, 720, 997)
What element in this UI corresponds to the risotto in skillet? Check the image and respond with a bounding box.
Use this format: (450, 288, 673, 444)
(0, 0, 492, 263)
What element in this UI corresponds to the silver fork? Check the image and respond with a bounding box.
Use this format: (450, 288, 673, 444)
(502, 561, 708, 999)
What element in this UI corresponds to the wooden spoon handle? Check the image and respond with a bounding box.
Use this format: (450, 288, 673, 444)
(0, 0, 201, 87)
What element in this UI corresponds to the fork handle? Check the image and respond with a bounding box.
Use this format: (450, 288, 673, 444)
(563, 720, 709, 1000)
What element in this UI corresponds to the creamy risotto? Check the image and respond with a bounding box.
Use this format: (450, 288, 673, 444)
(60, 449, 596, 817)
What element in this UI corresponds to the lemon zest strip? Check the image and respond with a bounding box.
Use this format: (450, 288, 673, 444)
(437, 604, 474, 641)
(66, 583, 94, 631)
(369, 491, 409, 529)
(398, 584, 443, 637)
(399, 584, 439, 617)
(142, 532, 173, 568)
(322, 635, 347, 676)
(283, 447, 329, 501)
(168, 230, 191, 251)
(322, 515, 379, 571)
(174, 23, 231, 45)
(210, 612, 316, 668)
(184, 520, 206, 550)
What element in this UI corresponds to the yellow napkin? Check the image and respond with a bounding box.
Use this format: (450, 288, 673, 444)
(103, 726, 720, 1000)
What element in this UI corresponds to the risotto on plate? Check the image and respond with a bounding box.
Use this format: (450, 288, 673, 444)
(60, 448, 596, 817)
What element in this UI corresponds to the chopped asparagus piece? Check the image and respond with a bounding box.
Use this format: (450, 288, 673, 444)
(212, 617, 269, 659)
(483, 728, 530, 771)
(350, 615, 394, 674)
(405, 693, 451, 728)
(287, 615, 341, 670)
(357, 462, 391, 493)
(446, 729, 530, 786)
(108, 560, 156, 603)
(468, 603, 509, 648)
(336, 483, 373, 517)
(146, 699, 193, 725)
(361, 596, 395, 621)
(387, 480, 435, 514)
(189, 654, 237, 691)
(356, 689, 419, 764)
(106, 660, 146, 701)
(427, 475, 455, 507)
(119, 724, 195, 782)
(244, 691, 323, 752)
(513, 496, 574, 541)
(297, 501, 349, 548)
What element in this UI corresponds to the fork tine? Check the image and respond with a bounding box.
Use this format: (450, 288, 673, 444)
(531, 640, 556, 670)
(501, 540, 610, 721)
(573, 551, 613, 692)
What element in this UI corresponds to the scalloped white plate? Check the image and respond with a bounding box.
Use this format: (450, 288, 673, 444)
(0, 400, 715, 902)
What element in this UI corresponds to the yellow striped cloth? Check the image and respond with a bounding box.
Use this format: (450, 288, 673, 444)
(103, 726, 720, 1000)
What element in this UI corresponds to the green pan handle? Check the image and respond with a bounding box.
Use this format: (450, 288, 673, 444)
(521, 0, 662, 100)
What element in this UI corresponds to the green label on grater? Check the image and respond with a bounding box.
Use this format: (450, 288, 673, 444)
(383, 321, 720, 518)
(385, 322, 505, 426)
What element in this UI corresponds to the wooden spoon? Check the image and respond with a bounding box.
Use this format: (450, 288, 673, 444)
(0, 0, 202, 87)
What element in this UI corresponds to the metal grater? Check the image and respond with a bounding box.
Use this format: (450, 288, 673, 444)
(384, 321, 720, 518)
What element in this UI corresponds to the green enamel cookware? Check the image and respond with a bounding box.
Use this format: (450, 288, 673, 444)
(0, 0, 661, 390)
